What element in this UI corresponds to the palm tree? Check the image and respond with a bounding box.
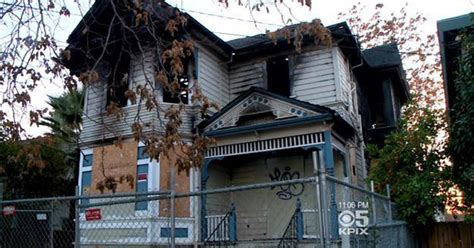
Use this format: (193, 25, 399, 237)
(41, 89, 85, 143)
(40, 89, 85, 193)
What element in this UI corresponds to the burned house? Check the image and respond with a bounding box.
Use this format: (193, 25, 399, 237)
(63, 0, 408, 246)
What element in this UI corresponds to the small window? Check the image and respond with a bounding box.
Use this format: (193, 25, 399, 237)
(352, 164, 357, 177)
(83, 154, 93, 167)
(136, 163, 148, 210)
(137, 146, 149, 160)
(267, 56, 290, 97)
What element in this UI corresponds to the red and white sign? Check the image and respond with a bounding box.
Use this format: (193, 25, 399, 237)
(85, 208, 102, 221)
(2, 205, 16, 216)
(137, 173, 148, 180)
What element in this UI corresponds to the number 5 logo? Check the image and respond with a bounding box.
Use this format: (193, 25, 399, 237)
(355, 210, 369, 227)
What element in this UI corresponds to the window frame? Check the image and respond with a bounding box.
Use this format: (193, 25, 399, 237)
(78, 149, 93, 212)
(161, 51, 197, 105)
(135, 143, 160, 215)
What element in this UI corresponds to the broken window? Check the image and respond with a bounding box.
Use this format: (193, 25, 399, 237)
(368, 79, 396, 128)
(106, 53, 130, 107)
(267, 56, 290, 97)
(163, 74, 190, 104)
(162, 58, 195, 104)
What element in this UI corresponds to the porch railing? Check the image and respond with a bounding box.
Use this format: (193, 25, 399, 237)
(204, 204, 237, 246)
(278, 199, 304, 248)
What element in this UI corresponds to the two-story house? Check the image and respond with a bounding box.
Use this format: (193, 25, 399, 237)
(62, 0, 407, 245)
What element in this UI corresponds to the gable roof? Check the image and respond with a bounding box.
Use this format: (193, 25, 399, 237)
(226, 22, 362, 65)
(66, 0, 233, 61)
(359, 43, 409, 102)
(362, 43, 402, 68)
(198, 87, 354, 137)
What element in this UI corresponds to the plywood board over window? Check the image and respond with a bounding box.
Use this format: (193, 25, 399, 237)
(90, 140, 139, 195)
(159, 144, 191, 218)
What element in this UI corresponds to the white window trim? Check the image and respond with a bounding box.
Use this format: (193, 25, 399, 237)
(78, 148, 93, 195)
(136, 143, 160, 216)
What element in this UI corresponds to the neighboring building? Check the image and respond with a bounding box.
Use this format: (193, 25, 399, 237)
(437, 13, 473, 222)
(62, 0, 407, 245)
(437, 13, 473, 114)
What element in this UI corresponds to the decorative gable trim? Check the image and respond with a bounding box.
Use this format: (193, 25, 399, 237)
(204, 91, 322, 132)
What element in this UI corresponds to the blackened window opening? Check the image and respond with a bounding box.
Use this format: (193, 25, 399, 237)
(267, 56, 290, 97)
(106, 53, 130, 107)
(163, 75, 190, 104)
(368, 82, 387, 127)
(163, 60, 193, 104)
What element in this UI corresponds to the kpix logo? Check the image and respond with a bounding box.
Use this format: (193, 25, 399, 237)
(338, 210, 369, 235)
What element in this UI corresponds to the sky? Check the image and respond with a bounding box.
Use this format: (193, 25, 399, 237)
(14, 0, 474, 136)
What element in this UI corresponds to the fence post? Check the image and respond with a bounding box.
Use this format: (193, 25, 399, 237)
(370, 181, 377, 224)
(229, 203, 237, 242)
(50, 202, 54, 248)
(386, 184, 392, 221)
(74, 186, 80, 248)
(312, 151, 325, 248)
(319, 150, 331, 247)
(170, 166, 176, 248)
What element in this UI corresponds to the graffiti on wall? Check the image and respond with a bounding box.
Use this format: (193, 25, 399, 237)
(269, 167, 304, 200)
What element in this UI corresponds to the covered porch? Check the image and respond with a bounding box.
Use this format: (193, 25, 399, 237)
(197, 88, 357, 244)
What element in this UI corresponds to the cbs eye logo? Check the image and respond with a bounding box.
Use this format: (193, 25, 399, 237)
(338, 210, 355, 227)
(338, 210, 369, 228)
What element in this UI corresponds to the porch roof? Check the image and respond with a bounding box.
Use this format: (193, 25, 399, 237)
(198, 87, 354, 139)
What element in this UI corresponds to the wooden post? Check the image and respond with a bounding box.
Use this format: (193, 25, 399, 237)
(296, 198, 304, 241)
(229, 203, 237, 242)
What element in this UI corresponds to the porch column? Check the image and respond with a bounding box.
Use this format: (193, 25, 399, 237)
(200, 157, 224, 241)
(323, 131, 339, 240)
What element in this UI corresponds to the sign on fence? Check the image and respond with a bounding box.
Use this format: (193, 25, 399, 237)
(2, 205, 16, 216)
(85, 208, 101, 221)
(36, 213, 48, 220)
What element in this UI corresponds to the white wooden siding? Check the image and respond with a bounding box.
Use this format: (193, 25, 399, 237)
(85, 83, 106, 116)
(197, 45, 230, 107)
(229, 62, 265, 98)
(332, 48, 358, 126)
(80, 104, 195, 144)
(129, 49, 155, 90)
(292, 49, 337, 105)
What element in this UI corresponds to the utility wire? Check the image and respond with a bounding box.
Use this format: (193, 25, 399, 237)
(179, 8, 284, 27)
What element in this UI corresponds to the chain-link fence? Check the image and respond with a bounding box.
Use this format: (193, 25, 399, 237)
(0, 170, 413, 247)
(0, 197, 76, 248)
